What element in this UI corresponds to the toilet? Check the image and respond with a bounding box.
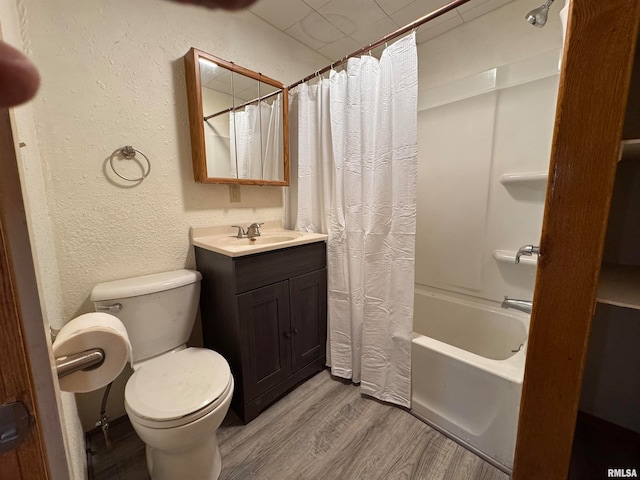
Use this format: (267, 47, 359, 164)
(90, 269, 233, 480)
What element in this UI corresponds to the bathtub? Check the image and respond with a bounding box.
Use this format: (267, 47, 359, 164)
(411, 286, 529, 472)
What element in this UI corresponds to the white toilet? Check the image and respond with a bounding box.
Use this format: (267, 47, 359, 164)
(90, 269, 234, 480)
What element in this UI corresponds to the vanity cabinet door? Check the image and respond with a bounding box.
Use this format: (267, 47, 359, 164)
(290, 268, 327, 373)
(238, 280, 292, 400)
(196, 242, 327, 423)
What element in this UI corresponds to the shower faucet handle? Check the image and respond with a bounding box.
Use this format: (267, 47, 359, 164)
(515, 244, 540, 264)
(231, 225, 247, 238)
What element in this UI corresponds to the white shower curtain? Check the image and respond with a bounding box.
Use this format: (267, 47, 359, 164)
(262, 96, 283, 180)
(292, 33, 417, 407)
(230, 97, 282, 179)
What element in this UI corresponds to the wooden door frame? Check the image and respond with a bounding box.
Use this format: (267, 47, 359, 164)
(0, 108, 53, 478)
(513, 1, 640, 478)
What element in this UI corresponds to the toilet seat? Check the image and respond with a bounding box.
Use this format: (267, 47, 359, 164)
(125, 347, 232, 429)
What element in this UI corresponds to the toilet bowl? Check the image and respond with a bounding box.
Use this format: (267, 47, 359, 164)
(91, 269, 233, 480)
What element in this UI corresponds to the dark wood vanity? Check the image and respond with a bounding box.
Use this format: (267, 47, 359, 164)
(195, 241, 327, 423)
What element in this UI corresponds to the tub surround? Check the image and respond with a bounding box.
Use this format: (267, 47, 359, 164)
(412, 2, 563, 472)
(416, 48, 560, 302)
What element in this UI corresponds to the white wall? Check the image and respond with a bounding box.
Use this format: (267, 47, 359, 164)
(24, 0, 327, 321)
(418, 0, 564, 91)
(15, 0, 327, 469)
(415, 0, 563, 304)
(202, 88, 233, 177)
(1, 0, 86, 477)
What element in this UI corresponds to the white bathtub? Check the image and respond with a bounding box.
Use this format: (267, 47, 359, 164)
(411, 286, 529, 471)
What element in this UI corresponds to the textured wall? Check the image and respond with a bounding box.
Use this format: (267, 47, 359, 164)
(24, 0, 327, 321)
(20, 0, 327, 438)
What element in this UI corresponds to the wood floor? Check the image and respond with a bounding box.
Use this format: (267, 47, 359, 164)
(88, 370, 508, 480)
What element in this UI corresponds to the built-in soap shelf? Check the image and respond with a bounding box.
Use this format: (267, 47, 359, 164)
(619, 139, 640, 162)
(499, 172, 548, 190)
(493, 249, 537, 266)
(597, 263, 640, 310)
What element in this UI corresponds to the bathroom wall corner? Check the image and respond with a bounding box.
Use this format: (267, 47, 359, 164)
(0, 0, 87, 477)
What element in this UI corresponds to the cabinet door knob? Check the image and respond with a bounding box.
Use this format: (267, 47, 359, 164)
(284, 332, 292, 338)
(292, 329, 298, 335)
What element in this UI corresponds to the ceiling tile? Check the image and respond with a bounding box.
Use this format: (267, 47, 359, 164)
(242, 0, 521, 61)
(298, 11, 346, 43)
(318, 36, 362, 62)
(249, 0, 313, 31)
(459, 0, 514, 21)
(416, 11, 463, 43)
(456, 0, 492, 13)
(374, 0, 415, 16)
(318, 0, 388, 36)
(349, 15, 399, 47)
(390, 0, 452, 27)
(302, 0, 331, 9)
(285, 22, 328, 50)
(285, 11, 347, 51)
(416, 8, 460, 30)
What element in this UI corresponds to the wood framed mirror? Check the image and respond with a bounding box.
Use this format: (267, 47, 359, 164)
(184, 47, 289, 185)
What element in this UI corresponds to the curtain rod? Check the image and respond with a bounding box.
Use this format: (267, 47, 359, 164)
(288, 0, 473, 90)
(204, 88, 282, 121)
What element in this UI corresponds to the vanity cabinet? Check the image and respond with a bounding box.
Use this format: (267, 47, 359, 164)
(195, 241, 327, 423)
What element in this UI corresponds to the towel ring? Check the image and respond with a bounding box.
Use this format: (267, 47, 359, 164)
(109, 146, 151, 182)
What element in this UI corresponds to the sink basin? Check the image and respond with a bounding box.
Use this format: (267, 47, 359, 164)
(190, 224, 327, 257)
(232, 234, 300, 245)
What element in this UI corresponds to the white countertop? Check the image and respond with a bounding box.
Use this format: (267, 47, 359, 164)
(190, 221, 327, 258)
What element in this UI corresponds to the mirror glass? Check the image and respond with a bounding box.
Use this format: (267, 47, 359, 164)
(185, 48, 289, 185)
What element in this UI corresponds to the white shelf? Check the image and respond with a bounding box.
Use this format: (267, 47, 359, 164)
(493, 249, 538, 266)
(499, 172, 548, 189)
(597, 264, 640, 310)
(620, 139, 640, 162)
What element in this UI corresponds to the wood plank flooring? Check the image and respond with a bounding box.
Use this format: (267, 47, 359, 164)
(88, 370, 508, 480)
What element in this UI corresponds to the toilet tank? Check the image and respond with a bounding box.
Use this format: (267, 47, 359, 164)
(90, 269, 202, 364)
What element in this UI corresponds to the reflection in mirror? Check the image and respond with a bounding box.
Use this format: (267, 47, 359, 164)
(229, 88, 284, 181)
(184, 48, 289, 185)
(200, 59, 234, 178)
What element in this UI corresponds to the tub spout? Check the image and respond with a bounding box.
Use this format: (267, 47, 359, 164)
(515, 244, 540, 263)
(501, 296, 532, 314)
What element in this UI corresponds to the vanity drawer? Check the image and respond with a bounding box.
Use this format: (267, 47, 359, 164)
(233, 242, 326, 293)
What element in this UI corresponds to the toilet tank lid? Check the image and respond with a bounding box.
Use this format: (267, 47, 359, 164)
(91, 269, 202, 302)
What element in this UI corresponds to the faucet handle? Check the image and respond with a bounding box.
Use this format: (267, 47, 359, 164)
(248, 222, 263, 236)
(231, 225, 246, 238)
(515, 244, 540, 264)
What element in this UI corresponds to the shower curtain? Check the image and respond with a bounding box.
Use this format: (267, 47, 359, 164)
(292, 33, 417, 407)
(230, 96, 282, 179)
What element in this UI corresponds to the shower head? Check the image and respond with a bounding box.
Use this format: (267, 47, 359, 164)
(525, 0, 555, 28)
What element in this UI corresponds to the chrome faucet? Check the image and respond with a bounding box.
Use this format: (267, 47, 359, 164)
(231, 223, 263, 239)
(515, 244, 540, 264)
(231, 225, 247, 238)
(246, 223, 263, 239)
(501, 296, 533, 314)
